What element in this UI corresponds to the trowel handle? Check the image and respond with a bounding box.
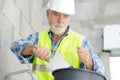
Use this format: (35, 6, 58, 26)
(80, 62, 87, 69)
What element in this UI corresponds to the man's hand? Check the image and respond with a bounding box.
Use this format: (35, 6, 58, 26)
(33, 45, 51, 62)
(77, 46, 93, 70)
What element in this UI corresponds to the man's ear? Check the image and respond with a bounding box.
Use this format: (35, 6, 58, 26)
(46, 9, 50, 20)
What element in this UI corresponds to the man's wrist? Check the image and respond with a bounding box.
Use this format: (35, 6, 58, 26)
(21, 44, 36, 56)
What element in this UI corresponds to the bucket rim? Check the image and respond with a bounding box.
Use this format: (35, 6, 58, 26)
(52, 68, 106, 80)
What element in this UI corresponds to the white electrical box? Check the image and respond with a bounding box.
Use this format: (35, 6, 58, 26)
(103, 25, 120, 50)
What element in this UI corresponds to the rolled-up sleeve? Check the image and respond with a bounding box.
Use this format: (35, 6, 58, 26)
(11, 32, 39, 64)
(81, 37, 105, 76)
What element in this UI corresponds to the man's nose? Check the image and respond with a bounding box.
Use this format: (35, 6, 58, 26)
(57, 16, 64, 23)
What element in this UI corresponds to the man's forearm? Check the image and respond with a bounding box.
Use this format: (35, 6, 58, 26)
(86, 59, 93, 70)
(21, 44, 36, 56)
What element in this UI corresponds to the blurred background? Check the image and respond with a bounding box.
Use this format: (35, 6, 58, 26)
(0, 0, 120, 80)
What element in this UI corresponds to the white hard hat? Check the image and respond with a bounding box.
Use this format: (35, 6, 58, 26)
(47, 0, 75, 15)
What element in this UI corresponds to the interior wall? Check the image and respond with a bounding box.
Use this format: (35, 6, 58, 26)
(1, 0, 120, 80)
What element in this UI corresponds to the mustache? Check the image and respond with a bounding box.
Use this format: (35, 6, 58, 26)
(54, 23, 65, 28)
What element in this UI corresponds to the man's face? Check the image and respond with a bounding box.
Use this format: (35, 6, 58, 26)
(47, 10, 71, 35)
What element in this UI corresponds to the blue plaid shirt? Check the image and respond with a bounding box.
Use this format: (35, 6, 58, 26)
(11, 28, 105, 76)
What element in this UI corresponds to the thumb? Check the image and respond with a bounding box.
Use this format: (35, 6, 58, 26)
(77, 46, 82, 49)
(33, 47, 37, 53)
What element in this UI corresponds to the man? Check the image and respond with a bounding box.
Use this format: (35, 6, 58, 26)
(11, 0, 105, 80)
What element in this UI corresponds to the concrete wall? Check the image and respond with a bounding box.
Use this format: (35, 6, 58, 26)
(0, 0, 43, 80)
(0, 0, 120, 80)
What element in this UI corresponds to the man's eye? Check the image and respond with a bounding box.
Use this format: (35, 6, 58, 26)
(64, 15, 69, 18)
(64, 15, 70, 19)
(53, 12, 59, 16)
